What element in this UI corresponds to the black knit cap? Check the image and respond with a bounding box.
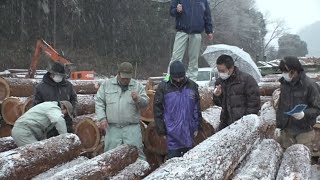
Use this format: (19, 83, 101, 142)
(170, 61, 186, 78)
(50, 62, 65, 74)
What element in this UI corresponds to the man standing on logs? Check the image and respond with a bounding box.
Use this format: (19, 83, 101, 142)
(11, 101, 73, 146)
(276, 56, 320, 152)
(95, 62, 149, 160)
(213, 55, 260, 130)
(154, 61, 202, 159)
(33, 62, 77, 137)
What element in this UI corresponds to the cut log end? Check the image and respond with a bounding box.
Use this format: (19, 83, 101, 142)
(0, 77, 10, 103)
(75, 117, 100, 153)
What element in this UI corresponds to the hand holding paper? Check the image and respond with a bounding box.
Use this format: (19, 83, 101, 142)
(291, 111, 305, 120)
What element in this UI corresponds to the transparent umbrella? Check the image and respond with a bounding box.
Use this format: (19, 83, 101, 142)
(202, 44, 262, 82)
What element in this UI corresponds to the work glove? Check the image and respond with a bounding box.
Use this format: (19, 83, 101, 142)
(291, 111, 305, 120)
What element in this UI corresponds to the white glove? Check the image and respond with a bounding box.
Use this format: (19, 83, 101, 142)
(291, 111, 305, 120)
(194, 131, 198, 137)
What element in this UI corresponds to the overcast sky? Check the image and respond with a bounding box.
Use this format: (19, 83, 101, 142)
(255, 0, 320, 33)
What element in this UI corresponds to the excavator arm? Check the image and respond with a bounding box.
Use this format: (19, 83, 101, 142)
(26, 39, 72, 78)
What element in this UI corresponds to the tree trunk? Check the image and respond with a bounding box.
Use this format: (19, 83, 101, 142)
(47, 144, 138, 180)
(260, 101, 277, 138)
(199, 87, 214, 111)
(276, 144, 311, 180)
(233, 139, 283, 179)
(0, 136, 17, 153)
(73, 114, 101, 153)
(0, 77, 10, 103)
(0, 122, 12, 138)
(201, 106, 221, 131)
(143, 121, 167, 155)
(140, 90, 155, 122)
(0, 133, 82, 180)
(1, 78, 102, 97)
(77, 94, 95, 116)
(260, 96, 272, 107)
(1, 97, 28, 125)
(144, 114, 275, 180)
(259, 82, 281, 96)
(110, 160, 151, 180)
(32, 156, 89, 180)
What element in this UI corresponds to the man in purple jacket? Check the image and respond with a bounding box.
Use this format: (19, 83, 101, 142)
(154, 61, 202, 159)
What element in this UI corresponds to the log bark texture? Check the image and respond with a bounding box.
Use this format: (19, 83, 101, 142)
(140, 90, 155, 122)
(259, 82, 281, 96)
(0, 133, 82, 180)
(260, 101, 277, 138)
(32, 156, 89, 180)
(199, 87, 214, 111)
(2, 78, 103, 97)
(0, 136, 17, 153)
(233, 139, 283, 179)
(276, 144, 311, 180)
(47, 144, 138, 180)
(144, 114, 275, 180)
(0, 77, 10, 103)
(143, 121, 167, 155)
(77, 94, 95, 116)
(110, 159, 151, 180)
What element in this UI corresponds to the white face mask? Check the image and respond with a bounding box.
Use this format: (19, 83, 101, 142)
(282, 73, 292, 82)
(219, 72, 230, 80)
(53, 75, 63, 83)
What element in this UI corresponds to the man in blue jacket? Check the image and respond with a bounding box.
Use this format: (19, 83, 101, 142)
(154, 61, 202, 159)
(166, 0, 214, 81)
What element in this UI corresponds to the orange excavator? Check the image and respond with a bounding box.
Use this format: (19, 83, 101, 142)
(26, 39, 94, 80)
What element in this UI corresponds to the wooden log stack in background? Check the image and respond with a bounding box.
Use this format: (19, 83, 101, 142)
(0, 133, 82, 180)
(1, 96, 33, 125)
(0, 77, 10, 103)
(110, 159, 151, 180)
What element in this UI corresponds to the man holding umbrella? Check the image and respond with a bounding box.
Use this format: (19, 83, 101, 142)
(213, 55, 260, 130)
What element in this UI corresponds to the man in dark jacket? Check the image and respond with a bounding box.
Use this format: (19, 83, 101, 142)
(276, 56, 320, 151)
(33, 62, 77, 136)
(154, 61, 202, 159)
(165, 0, 213, 81)
(213, 55, 260, 130)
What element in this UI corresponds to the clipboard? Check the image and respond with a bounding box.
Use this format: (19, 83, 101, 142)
(284, 104, 307, 116)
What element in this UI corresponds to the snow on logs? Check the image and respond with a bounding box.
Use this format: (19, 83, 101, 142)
(0, 77, 102, 97)
(32, 156, 89, 180)
(0, 136, 17, 153)
(232, 139, 283, 179)
(260, 101, 277, 138)
(276, 144, 311, 180)
(110, 159, 151, 180)
(0, 133, 82, 180)
(47, 144, 138, 179)
(75, 94, 95, 116)
(144, 114, 276, 180)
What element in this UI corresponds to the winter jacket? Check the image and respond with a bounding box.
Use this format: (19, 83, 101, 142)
(154, 78, 202, 150)
(213, 67, 260, 129)
(33, 72, 78, 116)
(170, 0, 213, 34)
(13, 101, 67, 140)
(95, 76, 149, 124)
(276, 72, 320, 133)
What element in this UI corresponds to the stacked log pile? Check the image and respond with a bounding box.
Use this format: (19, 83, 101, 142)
(0, 133, 82, 180)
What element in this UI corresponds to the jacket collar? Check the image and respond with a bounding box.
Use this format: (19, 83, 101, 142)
(111, 76, 134, 86)
(43, 72, 67, 86)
